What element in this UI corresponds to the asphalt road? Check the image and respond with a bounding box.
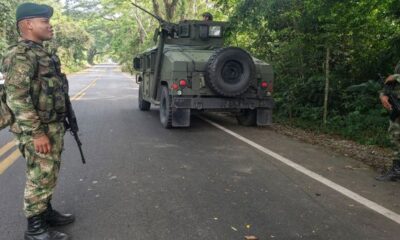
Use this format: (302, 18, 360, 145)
(1, 64, 400, 240)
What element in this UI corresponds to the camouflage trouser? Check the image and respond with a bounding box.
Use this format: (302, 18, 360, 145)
(389, 120, 400, 160)
(14, 122, 65, 218)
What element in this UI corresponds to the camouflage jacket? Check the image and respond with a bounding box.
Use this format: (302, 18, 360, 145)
(1, 40, 68, 137)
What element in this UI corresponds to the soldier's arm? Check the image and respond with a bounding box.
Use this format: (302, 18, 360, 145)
(5, 53, 45, 137)
(380, 74, 400, 97)
(380, 87, 391, 98)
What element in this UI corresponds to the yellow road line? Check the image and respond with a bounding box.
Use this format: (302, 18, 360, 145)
(0, 78, 99, 174)
(75, 92, 86, 101)
(71, 80, 97, 101)
(0, 150, 21, 174)
(0, 140, 15, 157)
(72, 92, 85, 101)
(70, 79, 97, 101)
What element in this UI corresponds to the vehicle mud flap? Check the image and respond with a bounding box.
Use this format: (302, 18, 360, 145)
(257, 108, 272, 126)
(172, 108, 191, 127)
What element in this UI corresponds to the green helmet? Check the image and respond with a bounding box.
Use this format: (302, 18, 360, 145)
(202, 12, 213, 21)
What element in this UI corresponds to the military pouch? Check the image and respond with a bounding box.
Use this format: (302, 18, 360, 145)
(37, 110, 53, 123)
(0, 85, 13, 130)
(38, 79, 54, 111)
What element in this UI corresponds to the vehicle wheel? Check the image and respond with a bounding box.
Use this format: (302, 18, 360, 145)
(160, 86, 172, 128)
(138, 83, 151, 111)
(236, 109, 257, 126)
(206, 47, 255, 97)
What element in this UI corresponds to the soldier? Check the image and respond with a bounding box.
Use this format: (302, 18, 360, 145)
(202, 12, 214, 21)
(2, 3, 74, 240)
(377, 62, 400, 181)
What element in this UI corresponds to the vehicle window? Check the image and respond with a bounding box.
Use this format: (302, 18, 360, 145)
(209, 26, 222, 37)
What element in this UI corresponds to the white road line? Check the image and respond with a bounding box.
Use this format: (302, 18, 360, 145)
(200, 117, 400, 225)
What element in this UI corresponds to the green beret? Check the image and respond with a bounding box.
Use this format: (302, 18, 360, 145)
(16, 2, 54, 23)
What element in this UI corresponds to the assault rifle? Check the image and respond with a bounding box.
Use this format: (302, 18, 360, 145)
(65, 97, 86, 164)
(51, 54, 86, 164)
(130, 2, 177, 99)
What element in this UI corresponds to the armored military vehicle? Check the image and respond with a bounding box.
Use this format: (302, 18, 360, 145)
(132, 4, 275, 128)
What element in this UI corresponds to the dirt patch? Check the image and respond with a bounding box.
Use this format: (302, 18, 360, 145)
(272, 123, 393, 172)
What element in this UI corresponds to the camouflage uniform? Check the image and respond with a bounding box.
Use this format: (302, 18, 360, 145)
(2, 40, 68, 217)
(377, 61, 400, 181)
(382, 62, 400, 157)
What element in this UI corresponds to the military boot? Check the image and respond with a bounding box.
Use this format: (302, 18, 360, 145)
(376, 160, 400, 182)
(45, 203, 75, 227)
(25, 212, 69, 240)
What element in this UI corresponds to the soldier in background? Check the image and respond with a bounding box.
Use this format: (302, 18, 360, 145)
(2, 3, 74, 240)
(202, 12, 214, 21)
(377, 62, 400, 181)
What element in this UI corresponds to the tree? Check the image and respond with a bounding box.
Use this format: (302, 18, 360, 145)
(216, 0, 400, 146)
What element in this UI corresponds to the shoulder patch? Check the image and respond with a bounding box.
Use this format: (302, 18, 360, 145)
(16, 55, 27, 61)
(7, 44, 17, 50)
(33, 48, 49, 58)
(16, 45, 28, 54)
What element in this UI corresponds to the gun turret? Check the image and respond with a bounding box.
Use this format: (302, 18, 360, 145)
(131, 2, 176, 36)
(131, 2, 165, 23)
(131, 2, 177, 99)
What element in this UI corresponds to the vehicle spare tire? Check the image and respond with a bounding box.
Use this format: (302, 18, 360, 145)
(206, 47, 255, 97)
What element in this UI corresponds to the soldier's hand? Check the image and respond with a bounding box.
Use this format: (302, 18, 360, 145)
(380, 95, 392, 111)
(385, 75, 396, 84)
(33, 135, 52, 154)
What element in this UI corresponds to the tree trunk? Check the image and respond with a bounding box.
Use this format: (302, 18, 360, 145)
(152, 0, 161, 18)
(151, 0, 179, 21)
(193, 0, 198, 16)
(133, 1, 148, 44)
(87, 48, 97, 65)
(323, 47, 330, 126)
(163, 0, 179, 21)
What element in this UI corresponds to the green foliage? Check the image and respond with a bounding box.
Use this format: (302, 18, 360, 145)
(0, 0, 93, 73)
(0, 0, 22, 59)
(1, 0, 221, 71)
(1, 0, 396, 147)
(99, 0, 219, 71)
(216, 0, 400, 146)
